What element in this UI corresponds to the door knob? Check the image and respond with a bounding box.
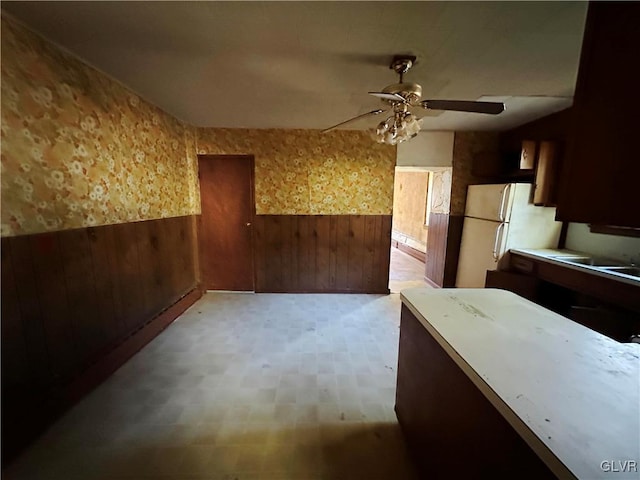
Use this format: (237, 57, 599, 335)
(246, 222, 252, 226)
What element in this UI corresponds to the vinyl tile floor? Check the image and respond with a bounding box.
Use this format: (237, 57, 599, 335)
(6, 292, 421, 480)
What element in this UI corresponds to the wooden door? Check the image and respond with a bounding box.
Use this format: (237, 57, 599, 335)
(198, 155, 255, 291)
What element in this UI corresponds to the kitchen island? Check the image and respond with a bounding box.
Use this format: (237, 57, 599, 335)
(396, 288, 639, 479)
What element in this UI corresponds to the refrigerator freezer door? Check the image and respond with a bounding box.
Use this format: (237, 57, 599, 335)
(464, 184, 514, 222)
(456, 217, 508, 288)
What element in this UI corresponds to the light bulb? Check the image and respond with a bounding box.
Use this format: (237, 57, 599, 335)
(384, 131, 396, 144)
(406, 121, 419, 136)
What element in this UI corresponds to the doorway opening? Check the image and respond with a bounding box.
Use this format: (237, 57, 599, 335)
(388, 166, 432, 293)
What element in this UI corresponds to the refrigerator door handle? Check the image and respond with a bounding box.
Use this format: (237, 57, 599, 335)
(498, 184, 511, 222)
(492, 222, 506, 260)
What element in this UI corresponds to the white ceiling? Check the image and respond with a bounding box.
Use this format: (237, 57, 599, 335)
(2, 1, 588, 131)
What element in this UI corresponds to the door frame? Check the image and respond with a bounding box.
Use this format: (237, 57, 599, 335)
(196, 154, 256, 291)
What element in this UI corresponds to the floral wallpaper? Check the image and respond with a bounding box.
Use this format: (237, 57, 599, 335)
(0, 14, 395, 237)
(197, 128, 396, 215)
(0, 15, 200, 237)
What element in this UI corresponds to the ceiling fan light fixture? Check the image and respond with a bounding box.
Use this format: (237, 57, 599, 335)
(372, 110, 423, 145)
(404, 114, 423, 136)
(324, 54, 504, 140)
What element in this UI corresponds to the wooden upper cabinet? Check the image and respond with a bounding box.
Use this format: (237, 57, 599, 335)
(533, 140, 558, 207)
(519, 140, 537, 170)
(556, 3, 640, 227)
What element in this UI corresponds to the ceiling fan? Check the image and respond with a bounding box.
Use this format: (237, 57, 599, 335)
(322, 55, 505, 145)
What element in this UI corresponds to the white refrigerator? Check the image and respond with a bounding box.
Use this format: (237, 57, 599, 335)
(455, 183, 562, 288)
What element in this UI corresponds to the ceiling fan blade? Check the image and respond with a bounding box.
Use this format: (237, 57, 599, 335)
(322, 109, 387, 133)
(368, 92, 406, 103)
(421, 100, 505, 115)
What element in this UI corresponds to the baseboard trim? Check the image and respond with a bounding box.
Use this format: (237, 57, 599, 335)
(256, 289, 391, 294)
(3, 286, 203, 468)
(424, 276, 441, 288)
(393, 242, 426, 263)
(65, 286, 203, 403)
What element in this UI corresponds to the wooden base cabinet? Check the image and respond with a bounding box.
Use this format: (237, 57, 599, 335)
(502, 252, 640, 342)
(395, 304, 555, 480)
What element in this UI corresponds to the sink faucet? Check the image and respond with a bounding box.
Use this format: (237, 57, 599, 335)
(621, 254, 638, 267)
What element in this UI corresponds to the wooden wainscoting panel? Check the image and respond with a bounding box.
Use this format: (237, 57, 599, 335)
(362, 216, 377, 291)
(347, 215, 366, 292)
(375, 215, 393, 293)
(58, 228, 108, 369)
(252, 215, 266, 291)
(158, 218, 178, 304)
(6, 236, 52, 391)
(443, 215, 465, 288)
(297, 216, 315, 291)
(149, 219, 170, 311)
(315, 215, 332, 291)
(0, 241, 30, 388)
(425, 213, 449, 287)
(335, 215, 351, 291)
(279, 216, 294, 291)
(1, 215, 200, 465)
(328, 216, 339, 289)
(87, 225, 125, 344)
(29, 232, 78, 383)
(111, 222, 145, 334)
(0, 239, 41, 466)
(255, 215, 391, 293)
(135, 219, 162, 322)
(174, 216, 198, 301)
(265, 214, 285, 291)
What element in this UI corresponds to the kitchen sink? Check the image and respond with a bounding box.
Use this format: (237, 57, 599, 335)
(552, 256, 622, 267)
(600, 266, 640, 278)
(542, 251, 640, 281)
(549, 254, 640, 279)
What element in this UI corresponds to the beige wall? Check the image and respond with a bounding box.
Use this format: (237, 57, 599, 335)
(396, 131, 454, 167)
(196, 128, 396, 215)
(0, 15, 200, 237)
(392, 170, 429, 250)
(566, 223, 640, 264)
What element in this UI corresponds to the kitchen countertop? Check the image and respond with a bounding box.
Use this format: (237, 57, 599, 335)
(511, 248, 640, 287)
(401, 287, 640, 480)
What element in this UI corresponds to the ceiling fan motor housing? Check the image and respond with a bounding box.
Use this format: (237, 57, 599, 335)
(381, 82, 423, 103)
